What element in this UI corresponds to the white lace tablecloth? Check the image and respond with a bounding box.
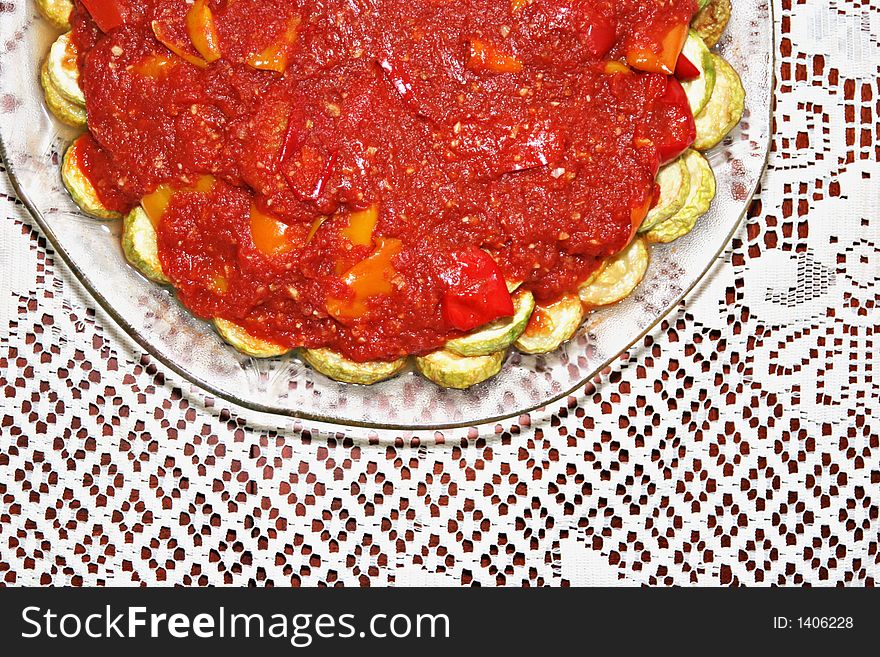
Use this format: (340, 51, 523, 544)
(1, 0, 877, 586)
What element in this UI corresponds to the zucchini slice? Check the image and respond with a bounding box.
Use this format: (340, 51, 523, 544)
(415, 349, 504, 389)
(513, 294, 584, 355)
(644, 150, 716, 244)
(445, 289, 535, 357)
(693, 55, 745, 151)
(62, 138, 122, 220)
(579, 261, 607, 289)
(40, 59, 86, 128)
(691, 0, 732, 48)
(302, 348, 406, 385)
(680, 31, 716, 116)
(639, 157, 690, 233)
(578, 237, 650, 309)
(47, 32, 85, 107)
(122, 206, 170, 284)
(214, 319, 291, 358)
(36, 0, 74, 31)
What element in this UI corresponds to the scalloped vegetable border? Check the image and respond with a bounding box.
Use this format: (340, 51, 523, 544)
(44, 10, 741, 388)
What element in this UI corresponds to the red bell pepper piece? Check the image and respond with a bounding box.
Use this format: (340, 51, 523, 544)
(578, 8, 617, 58)
(80, 0, 128, 33)
(654, 77, 696, 162)
(278, 108, 307, 164)
(660, 75, 691, 106)
(438, 248, 514, 331)
(675, 52, 701, 81)
(281, 145, 338, 202)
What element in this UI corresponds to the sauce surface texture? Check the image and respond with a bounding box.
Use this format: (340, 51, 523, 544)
(72, 0, 696, 361)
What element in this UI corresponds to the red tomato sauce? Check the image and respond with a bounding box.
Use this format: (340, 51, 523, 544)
(71, 0, 696, 362)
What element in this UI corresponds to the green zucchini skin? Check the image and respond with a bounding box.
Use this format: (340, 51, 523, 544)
(514, 294, 584, 355)
(640, 157, 691, 234)
(578, 238, 650, 310)
(214, 319, 291, 358)
(47, 32, 85, 107)
(644, 150, 716, 244)
(40, 59, 86, 128)
(415, 349, 504, 389)
(445, 289, 535, 357)
(680, 31, 717, 116)
(122, 206, 170, 284)
(302, 348, 407, 385)
(693, 55, 745, 151)
(62, 138, 122, 220)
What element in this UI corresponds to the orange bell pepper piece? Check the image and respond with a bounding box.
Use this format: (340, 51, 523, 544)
(250, 204, 295, 256)
(340, 204, 379, 247)
(141, 185, 175, 227)
(628, 191, 655, 241)
(185, 0, 222, 64)
(140, 175, 215, 227)
(191, 175, 216, 193)
(626, 22, 688, 75)
(326, 238, 402, 319)
(466, 39, 523, 74)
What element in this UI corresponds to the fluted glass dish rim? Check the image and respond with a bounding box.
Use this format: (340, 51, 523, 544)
(0, 0, 774, 430)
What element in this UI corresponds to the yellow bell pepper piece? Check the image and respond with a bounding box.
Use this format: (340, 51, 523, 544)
(326, 238, 402, 319)
(250, 204, 295, 256)
(340, 204, 379, 247)
(185, 0, 222, 64)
